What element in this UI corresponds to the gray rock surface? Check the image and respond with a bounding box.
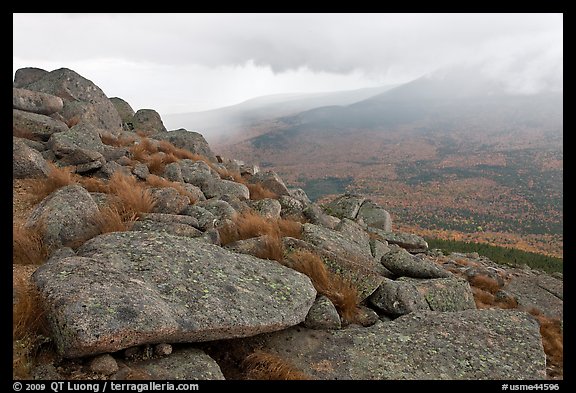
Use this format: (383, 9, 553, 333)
(121, 348, 224, 380)
(404, 276, 477, 312)
(32, 231, 316, 357)
(302, 223, 374, 262)
(247, 198, 282, 220)
(369, 277, 429, 316)
(13, 137, 50, 179)
(24, 68, 123, 135)
(14, 67, 49, 88)
(131, 220, 203, 238)
(304, 295, 341, 330)
(13, 109, 69, 141)
(152, 129, 216, 162)
(48, 123, 106, 157)
(380, 246, 450, 278)
(357, 200, 392, 231)
(13, 87, 64, 115)
(323, 194, 366, 220)
(150, 187, 190, 215)
(203, 179, 250, 200)
(505, 274, 563, 320)
(89, 354, 119, 375)
(109, 97, 135, 127)
(26, 184, 100, 249)
(222, 309, 546, 380)
(249, 171, 290, 196)
(132, 109, 167, 136)
(370, 229, 429, 253)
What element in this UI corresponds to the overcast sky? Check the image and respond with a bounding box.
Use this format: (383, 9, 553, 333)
(13, 13, 563, 116)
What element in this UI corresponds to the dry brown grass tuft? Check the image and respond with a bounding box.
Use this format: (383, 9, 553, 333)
(13, 271, 50, 379)
(13, 219, 50, 266)
(220, 211, 280, 245)
(100, 133, 121, 147)
(527, 308, 563, 370)
(145, 174, 197, 203)
(287, 250, 360, 323)
(494, 295, 518, 309)
(76, 176, 110, 193)
(146, 153, 167, 175)
(278, 218, 303, 239)
(108, 172, 156, 217)
(29, 163, 76, 203)
(247, 183, 278, 200)
(468, 274, 501, 294)
(471, 287, 496, 309)
(129, 142, 150, 163)
(91, 205, 137, 234)
(243, 350, 312, 380)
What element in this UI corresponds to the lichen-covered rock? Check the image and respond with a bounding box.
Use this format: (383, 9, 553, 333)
(13, 109, 69, 142)
(132, 109, 167, 136)
(302, 223, 374, 263)
(48, 122, 106, 157)
(356, 200, 392, 231)
(380, 246, 450, 279)
(203, 179, 250, 200)
(196, 199, 238, 223)
(13, 137, 49, 179)
(13, 67, 49, 88)
(131, 220, 203, 239)
(26, 184, 100, 249)
(121, 348, 224, 380)
(403, 276, 477, 312)
(109, 97, 135, 128)
(24, 68, 123, 135)
(505, 274, 563, 320)
(248, 198, 282, 220)
(248, 170, 290, 196)
(150, 187, 190, 215)
(13, 87, 64, 115)
(278, 195, 305, 219)
(303, 204, 340, 229)
(368, 277, 429, 316)
(218, 309, 546, 379)
(304, 296, 341, 330)
(152, 129, 216, 162)
(288, 188, 312, 205)
(369, 228, 429, 253)
(322, 194, 366, 219)
(163, 162, 184, 183)
(335, 219, 371, 253)
(179, 159, 220, 188)
(32, 231, 317, 357)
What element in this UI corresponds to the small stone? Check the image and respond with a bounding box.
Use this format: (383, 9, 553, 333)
(154, 343, 173, 357)
(89, 354, 119, 375)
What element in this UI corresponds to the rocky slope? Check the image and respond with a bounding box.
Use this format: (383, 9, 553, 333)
(13, 67, 563, 380)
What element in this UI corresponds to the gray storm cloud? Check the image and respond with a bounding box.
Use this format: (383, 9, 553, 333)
(14, 13, 563, 95)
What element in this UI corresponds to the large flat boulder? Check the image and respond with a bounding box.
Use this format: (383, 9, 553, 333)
(32, 231, 317, 358)
(220, 309, 546, 380)
(13, 109, 69, 142)
(505, 273, 563, 320)
(152, 129, 216, 162)
(13, 137, 50, 179)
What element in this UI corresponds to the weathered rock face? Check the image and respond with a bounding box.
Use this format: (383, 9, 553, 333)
(380, 246, 450, 278)
(13, 137, 50, 179)
(249, 171, 290, 196)
(132, 109, 167, 136)
(370, 229, 429, 253)
(220, 309, 546, 380)
(356, 200, 392, 231)
(304, 295, 341, 330)
(13, 109, 69, 142)
(408, 276, 477, 312)
(13, 67, 49, 88)
(109, 97, 135, 127)
(13, 87, 64, 115)
(26, 184, 100, 249)
(302, 223, 374, 262)
(32, 231, 317, 357)
(118, 348, 225, 380)
(323, 194, 366, 220)
(23, 68, 123, 135)
(152, 129, 216, 162)
(369, 277, 429, 316)
(505, 273, 563, 320)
